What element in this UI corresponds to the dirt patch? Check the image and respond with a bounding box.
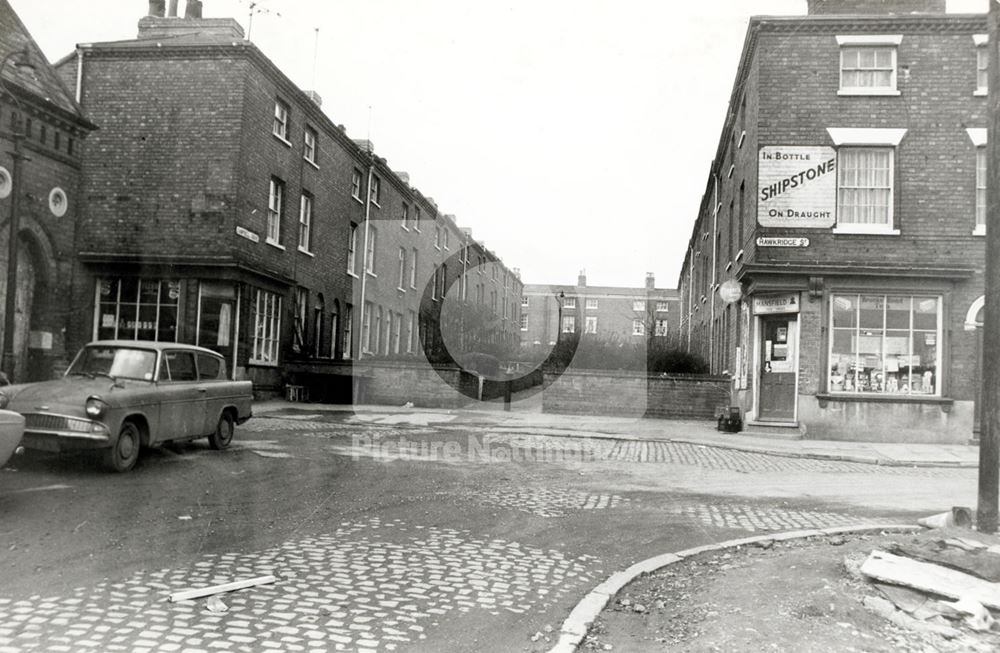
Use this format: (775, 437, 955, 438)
(584, 529, 1000, 652)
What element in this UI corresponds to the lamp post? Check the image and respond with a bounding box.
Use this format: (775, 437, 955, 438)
(1, 48, 34, 383)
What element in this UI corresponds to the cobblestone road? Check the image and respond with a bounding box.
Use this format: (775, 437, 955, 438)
(244, 417, 954, 476)
(0, 518, 599, 653)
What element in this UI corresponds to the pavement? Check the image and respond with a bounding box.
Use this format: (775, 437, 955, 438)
(253, 396, 980, 469)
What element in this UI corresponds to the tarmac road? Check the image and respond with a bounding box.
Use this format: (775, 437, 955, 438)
(0, 408, 970, 652)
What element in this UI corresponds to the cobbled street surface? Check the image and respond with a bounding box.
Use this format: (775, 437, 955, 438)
(0, 408, 976, 652)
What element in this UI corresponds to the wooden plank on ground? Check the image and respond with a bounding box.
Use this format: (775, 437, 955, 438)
(168, 575, 277, 602)
(860, 550, 1000, 610)
(886, 541, 1000, 582)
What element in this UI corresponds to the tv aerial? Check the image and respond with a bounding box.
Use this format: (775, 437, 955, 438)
(238, 0, 282, 40)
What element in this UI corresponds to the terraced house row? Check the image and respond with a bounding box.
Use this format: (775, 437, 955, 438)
(0, 0, 522, 397)
(679, 0, 992, 443)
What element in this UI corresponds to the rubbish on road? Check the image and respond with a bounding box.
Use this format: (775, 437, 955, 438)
(953, 597, 995, 632)
(886, 540, 1000, 582)
(917, 507, 973, 529)
(860, 550, 1000, 610)
(944, 537, 988, 552)
(177, 515, 192, 520)
(402, 401, 414, 408)
(205, 596, 229, 613)
(862, 596, 962, 639)
(168, 574, 277, 602)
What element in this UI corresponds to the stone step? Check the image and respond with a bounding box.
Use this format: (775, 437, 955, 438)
(741, 420, 805, 440)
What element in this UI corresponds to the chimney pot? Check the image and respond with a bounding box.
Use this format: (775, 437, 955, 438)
(645, 272, 655, 290)
(577, 271, 587, 288)
(148, 0, 166, 17)
(167, 0, 179, 17)
(185, 0, 203, 19)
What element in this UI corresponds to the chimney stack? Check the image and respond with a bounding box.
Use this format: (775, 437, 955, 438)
(304, 90, 322, 107)
(148, 0, 166, 17)
(577, 271, 587, 288)
(645, 272, 655, 290)
(806, 0, 946, 15)
(185, 0, 203, 19)
(167, 0, 179, 17)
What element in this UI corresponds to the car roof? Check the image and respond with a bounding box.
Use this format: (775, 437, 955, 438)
(85, 340, 224, 358)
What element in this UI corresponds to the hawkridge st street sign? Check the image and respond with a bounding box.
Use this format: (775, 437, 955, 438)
(756, 236, 810, 247)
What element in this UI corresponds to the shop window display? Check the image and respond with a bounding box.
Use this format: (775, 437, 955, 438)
(828, 294, 939, 395)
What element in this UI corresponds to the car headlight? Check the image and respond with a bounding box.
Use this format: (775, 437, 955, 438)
(85, 396, 109, 418)
(0, 393, 8, 410)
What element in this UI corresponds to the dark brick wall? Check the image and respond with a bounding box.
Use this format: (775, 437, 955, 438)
(542, 370, 731, 420)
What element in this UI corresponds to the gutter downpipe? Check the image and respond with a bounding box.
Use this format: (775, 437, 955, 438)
(686, 247, 693, 352)
(709, 174, 719, 372)
(357, 151, 375, 361)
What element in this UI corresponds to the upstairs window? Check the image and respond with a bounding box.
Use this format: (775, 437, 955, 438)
(632, 319, 645, 336)
(365, 227, 377, 274)
(837, 148, 893, 228)
(303, 126, 318, 164)
(347, 223, 358, 275)
(351, 169, 363, 201)
(836, 35, 901, 96)
(267, 177, 284, 245)
(975, 35, 989, 96)
(273, 99, 290, 140)
(632, 300, 645, 312)
(564, 297, 576, 309)
(969, 128, 988, 234)
(585, 298, 598, 310)
(369, 175, 381, 206)
(297, 193, 313, 252)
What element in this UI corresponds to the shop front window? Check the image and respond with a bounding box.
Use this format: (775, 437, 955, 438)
(828, 294, 940, 396)
(97, 278, 179, 342)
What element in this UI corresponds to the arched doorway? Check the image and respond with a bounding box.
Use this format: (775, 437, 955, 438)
(967, 295, 985, 441)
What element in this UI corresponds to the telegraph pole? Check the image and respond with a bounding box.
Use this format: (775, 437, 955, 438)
(978, 0, 1000, 533)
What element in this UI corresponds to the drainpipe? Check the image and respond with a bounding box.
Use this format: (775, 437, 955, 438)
(709, 174, 719, 372)
(75, 45, 90, 104)
(357, 153, 375, 360)
(686, 247, 693, 352)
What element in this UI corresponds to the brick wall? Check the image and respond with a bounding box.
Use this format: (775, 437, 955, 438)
(358, 360, 478, 408)
(541, 370, 731, 420)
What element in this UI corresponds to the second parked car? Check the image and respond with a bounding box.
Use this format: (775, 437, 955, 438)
(0, 341, 253, 472)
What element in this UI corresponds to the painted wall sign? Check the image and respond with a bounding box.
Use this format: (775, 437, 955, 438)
(753, 293, 800, 315)
(756, 236, 810, 248)
(236, 226, 260, 243)
(758, 146, 836, 228)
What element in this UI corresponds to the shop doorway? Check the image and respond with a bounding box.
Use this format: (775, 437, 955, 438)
(197, 282, 236, 363)
(758, 315, 797, 422)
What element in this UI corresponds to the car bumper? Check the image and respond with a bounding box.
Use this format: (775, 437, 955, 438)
(21, 412, 111, 452)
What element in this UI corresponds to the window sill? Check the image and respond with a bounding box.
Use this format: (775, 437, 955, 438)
(726, 261, 733, 271)
(352, 195, 364, 205)
(738, 130, 746, 149)
(366, 271, 377, 278)
(249, 359, 279, 367)
(347, 271, 360, 279)
(297, 247, 314, 257)
(816, 392, 951, 407)
(401, 225, 409, 231)
(397, 286, 406, 293)
(272, 133, 293, 147)
(975, 88, 988, 97)
(727, 164, 735, 179)
(974, 225, 986, 236)
(266, 239, 285, 250)
(832, 226, 900, 236)
(370, 201, 381, 209)
(837, 88, 901, 97)
(736, 249, 744, 261)
(304, 157, 320, 170)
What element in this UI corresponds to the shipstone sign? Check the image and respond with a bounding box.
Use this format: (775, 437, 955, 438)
(758, 146, 836, 229)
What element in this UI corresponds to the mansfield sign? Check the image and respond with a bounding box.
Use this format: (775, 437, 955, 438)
(758, 146, 836, 228)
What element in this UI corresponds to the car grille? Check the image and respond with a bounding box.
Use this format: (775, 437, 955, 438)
(24, 413, 94, 433)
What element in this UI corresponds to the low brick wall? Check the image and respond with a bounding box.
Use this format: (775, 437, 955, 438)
(482, 367, 545, 400)
(542, 370, 732, 419)
(358, 360, 479, 409)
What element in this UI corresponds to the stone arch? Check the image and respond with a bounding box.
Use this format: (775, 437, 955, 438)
(965, 295, 985, 331)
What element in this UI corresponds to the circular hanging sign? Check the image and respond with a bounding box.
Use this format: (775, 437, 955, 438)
(718, 279, 743, 304)
(49, 187, 68, 218)
(0, 167, 11, 199)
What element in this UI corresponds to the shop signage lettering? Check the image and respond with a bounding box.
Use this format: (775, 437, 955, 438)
(753, 294, 800, 315)
(236, 226, 260, 243)
(758, 146, 837, 229)
(756, 236, 809, 248)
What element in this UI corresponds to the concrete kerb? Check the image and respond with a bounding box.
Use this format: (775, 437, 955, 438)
(547, 523, 923, 653)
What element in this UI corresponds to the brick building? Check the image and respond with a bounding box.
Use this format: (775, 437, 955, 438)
(53, 1, 520, 396)
(0, 0, 94, 382)
(521, 273, 679, 349)
(678, 0, 989, 443)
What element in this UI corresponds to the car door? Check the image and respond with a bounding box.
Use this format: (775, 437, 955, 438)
(196, 352, 228, 435)
(159, 349, 207, 440)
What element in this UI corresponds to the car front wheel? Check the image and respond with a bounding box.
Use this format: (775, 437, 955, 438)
(209, 412, 234, 450)
(103, 420, 141, 472)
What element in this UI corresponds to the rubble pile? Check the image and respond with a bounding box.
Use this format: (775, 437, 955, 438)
(854, 517, 1000, 652)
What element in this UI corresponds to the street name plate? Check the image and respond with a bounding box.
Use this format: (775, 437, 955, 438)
(236, 226, 260, 243)
(756, 236, 809, 248)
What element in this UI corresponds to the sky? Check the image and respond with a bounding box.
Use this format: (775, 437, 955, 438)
(8, 0, 989, 289)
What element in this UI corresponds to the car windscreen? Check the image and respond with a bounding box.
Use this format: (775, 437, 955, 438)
(68, 346, 157, 381)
